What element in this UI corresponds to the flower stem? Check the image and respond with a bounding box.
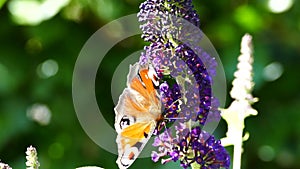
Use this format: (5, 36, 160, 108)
(232, 128, 243, 169)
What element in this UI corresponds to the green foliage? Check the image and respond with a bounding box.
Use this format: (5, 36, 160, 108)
(0, 0, 6, 9)
(0, 0, 300, 169)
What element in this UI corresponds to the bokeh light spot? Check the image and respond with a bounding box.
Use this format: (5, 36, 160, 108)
(62, 1, 83, 22)
(88, 0, 115, 21)
(268, 0, 293, 13)
(105, 20, 124, 39)
(263, 62, 283, 81)
(48, 142, 64, 159)
(27, 103, 52, 125)
(8, 0, 70, 25)
(37, 59, 59, 78)
(25, 38, 43, 54)
(276, 150, 295, 167)
(234, 5, 263, 32)
(258, 145, 275, 162)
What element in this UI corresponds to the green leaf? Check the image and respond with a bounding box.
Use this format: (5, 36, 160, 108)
(0, 0, 6, 9)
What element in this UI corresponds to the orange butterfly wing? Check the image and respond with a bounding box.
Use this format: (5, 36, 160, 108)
(114, 63, 161, 169)
(116, 121, 156, 168)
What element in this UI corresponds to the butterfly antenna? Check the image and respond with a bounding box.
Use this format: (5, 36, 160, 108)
(164, 98, 181, 112)
(188, 120, 192, 138)
(163, 99, 188, 121)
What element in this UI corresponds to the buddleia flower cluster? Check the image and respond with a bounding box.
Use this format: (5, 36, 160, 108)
(137, 0, 230, 168)
(0, 162, 12, 169)
(25, 146, 40, 169)
(152, 126, 230, 168)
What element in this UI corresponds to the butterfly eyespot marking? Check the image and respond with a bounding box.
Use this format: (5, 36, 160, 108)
(119, 115, 135, 130)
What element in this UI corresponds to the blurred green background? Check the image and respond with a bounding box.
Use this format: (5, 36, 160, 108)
(0, 0, 299, 168)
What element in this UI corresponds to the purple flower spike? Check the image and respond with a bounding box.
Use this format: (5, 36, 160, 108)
(152, 125, 230, 169)
(137, 0, 230, 168)
(138, 0, 200, 43)
(170, 149, 180, 161)
(160, 82, 169, 93)
(151, 151, 160, 162)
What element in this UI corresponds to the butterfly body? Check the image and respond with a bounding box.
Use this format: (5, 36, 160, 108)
(114, 63, 161, 169)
